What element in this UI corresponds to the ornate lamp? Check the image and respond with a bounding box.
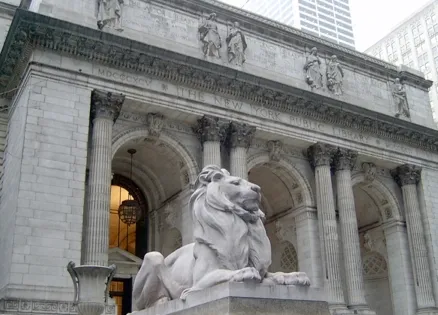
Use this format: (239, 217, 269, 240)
(118, 149, 141, 226)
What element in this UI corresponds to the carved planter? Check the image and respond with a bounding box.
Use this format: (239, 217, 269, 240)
(67, 262, 117, 315)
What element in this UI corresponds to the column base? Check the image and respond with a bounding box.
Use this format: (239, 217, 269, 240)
(417, 307, 438, 315)
(329, 304, 350, 315)
(330, 305, 376, 315)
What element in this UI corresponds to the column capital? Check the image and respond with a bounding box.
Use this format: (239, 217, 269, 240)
(333, 148, 357, 171)
(306, 142, 336, 168)
(229, 122, 256, 149)
(391, 164, 422, 187)
(194, 115, 225, 144)
(91, 89, 125, 122)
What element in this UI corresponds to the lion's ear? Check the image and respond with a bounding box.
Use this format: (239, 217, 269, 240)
(221, 169, 230, 176)
(197, 167, 224, 186)
(211, 171, 224, 182)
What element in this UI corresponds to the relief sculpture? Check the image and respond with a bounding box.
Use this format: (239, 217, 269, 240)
(226, 22, 247, 65)
(326, 55, 344, 95)
(198, 13, 222, 58)
(392, 78, 411, 118)
(303, 47, 323, 89)
(96, 0, 124, 31)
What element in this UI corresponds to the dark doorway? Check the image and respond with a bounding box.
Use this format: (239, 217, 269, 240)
(109, 278, 132, 315)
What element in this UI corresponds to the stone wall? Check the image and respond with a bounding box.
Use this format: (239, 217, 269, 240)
(0, 69, 92, 300)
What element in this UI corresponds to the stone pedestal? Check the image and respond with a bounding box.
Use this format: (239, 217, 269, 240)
(129, 282, 329, 315)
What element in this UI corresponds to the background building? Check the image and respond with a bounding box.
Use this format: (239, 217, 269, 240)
(365, 0, 438, 122)
(243, 0, 355, 49)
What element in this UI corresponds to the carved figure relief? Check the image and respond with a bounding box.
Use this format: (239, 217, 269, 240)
(392, 78, 410, 118)
(198, 13, 222, 58)
(133, 166, 310, 310)
(226, 22, 247, 65)
(303, 47, 323, 89)
(267, 140, 283, 162)
(362, 162, 377, 183)
(326, 55, 344, 95)
(146, 113, 165, 139)
(97, 0, 124, 31)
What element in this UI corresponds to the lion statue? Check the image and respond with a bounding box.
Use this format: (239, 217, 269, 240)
(133, 165, 310, 310)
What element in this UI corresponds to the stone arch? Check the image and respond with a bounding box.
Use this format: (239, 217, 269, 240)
(112, 126, 199, 187)
(112, 157, 166, 211)
(247, 152, 315, 208)
(351, 173, 403, 222)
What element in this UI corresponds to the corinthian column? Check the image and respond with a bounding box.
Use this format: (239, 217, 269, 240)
(229, 122, 256, 180)
(334, 149, 373, 313)
(307, 143, 345, 309)
(194, 116, 223, 168)
(391, 165, 437, 312)
(83, 90, 124, 266)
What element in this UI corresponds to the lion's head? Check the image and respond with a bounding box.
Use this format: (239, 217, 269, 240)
(190, 165, 265, 223)
(190, 165, 271, 271)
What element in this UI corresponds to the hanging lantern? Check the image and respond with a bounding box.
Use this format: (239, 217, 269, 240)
(118, 149, 141, 226)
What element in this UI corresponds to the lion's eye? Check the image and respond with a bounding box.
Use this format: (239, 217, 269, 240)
(231, 181, 240, 186)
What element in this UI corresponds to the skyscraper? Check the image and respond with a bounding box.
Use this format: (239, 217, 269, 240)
(365, 0, 438, 122)
(242, 0, 355, 49)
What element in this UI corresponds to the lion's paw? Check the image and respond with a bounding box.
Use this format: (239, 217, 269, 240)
(231, 267, 261, 282)
(180, 288, 193, 301)
(271, 272, 310, 286)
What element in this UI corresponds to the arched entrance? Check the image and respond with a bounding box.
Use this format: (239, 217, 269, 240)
(352, 171, 410, 315)
(247, 152, 318, 283)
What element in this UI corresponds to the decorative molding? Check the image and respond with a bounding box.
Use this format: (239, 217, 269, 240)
(362, 162, 377, 183)
(306, 142, 336, 168)
(0, 299, 115, 314)
(267, 140, 283, 162)
(1, 10, 438, 153)
(146, 113, 165, 139)
(193, 115, 224, 144)
(391, 164, 422, 187)
(333, 148, 357, 171)
(91, 89, 125, 123)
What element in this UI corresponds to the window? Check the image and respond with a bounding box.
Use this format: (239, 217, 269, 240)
(402, 51, 413, 65)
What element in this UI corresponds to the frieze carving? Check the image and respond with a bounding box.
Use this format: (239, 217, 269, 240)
(228, 122, 256, 149)
(392, 78, 411, 118)
(326, 55, 343, 96)
(303, 47, 323, 89)
(362, 162, 377, 183)
(3, 14, 438, 154)
(226, 21, 247, 65)
(333, 148, 357, 171)
(198, 13, 222, 58)
(391, 164, 422, 187)
(91, 89, 125, 122)
(267, 140, 283, 162)
(97, 0, 124, 32)
(306, 142, 336, 168)
(0, 299, 115, 315)
(193, 115, 224, 144)
(146, 113, 165, 138)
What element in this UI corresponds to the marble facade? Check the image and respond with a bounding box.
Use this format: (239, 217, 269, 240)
(0, 1, 438, 315)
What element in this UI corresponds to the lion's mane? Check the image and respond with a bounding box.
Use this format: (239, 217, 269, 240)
(189, 165, 272, 273)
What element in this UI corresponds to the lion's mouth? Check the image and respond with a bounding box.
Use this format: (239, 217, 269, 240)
(242, 199, 260, 212)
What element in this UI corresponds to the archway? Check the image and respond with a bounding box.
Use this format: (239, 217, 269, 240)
(351, 172, 404, 315)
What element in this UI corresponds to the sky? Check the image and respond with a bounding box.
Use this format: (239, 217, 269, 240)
(218, 0, 433, 51)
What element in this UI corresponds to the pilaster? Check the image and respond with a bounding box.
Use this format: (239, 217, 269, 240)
(229, 122, 256, 180)
(307, 143, 345, 308)
(333, 148, 372, 312)
(391, 164, 437, 312)
(83, 89, 125, 266)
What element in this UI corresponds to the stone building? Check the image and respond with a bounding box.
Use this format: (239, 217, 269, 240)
(0, 1, 437, 315)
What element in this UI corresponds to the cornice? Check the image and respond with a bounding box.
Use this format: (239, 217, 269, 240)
(157, 0, 431, 89)
(2, 10, 438, 154)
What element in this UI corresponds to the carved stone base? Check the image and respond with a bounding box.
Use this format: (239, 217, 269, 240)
(0, 299, 116, 315)
(129, 282, 329, 315)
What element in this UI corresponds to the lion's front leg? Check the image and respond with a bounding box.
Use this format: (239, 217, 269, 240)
(263, 271, 311, 286)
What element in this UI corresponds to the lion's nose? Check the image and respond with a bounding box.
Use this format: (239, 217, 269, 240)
(251, 184, 261, 193)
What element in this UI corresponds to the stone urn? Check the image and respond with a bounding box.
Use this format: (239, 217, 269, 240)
(67, 261, 117, 315)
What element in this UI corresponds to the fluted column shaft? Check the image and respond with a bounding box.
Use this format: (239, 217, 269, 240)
(392, 165, 436, 311)
(194, 116, 223, 168)
(334, 149, 368, 308)
(307, 143, 345, 306)
(83, 90, 124, 266)
(229, 122, 255, 180)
